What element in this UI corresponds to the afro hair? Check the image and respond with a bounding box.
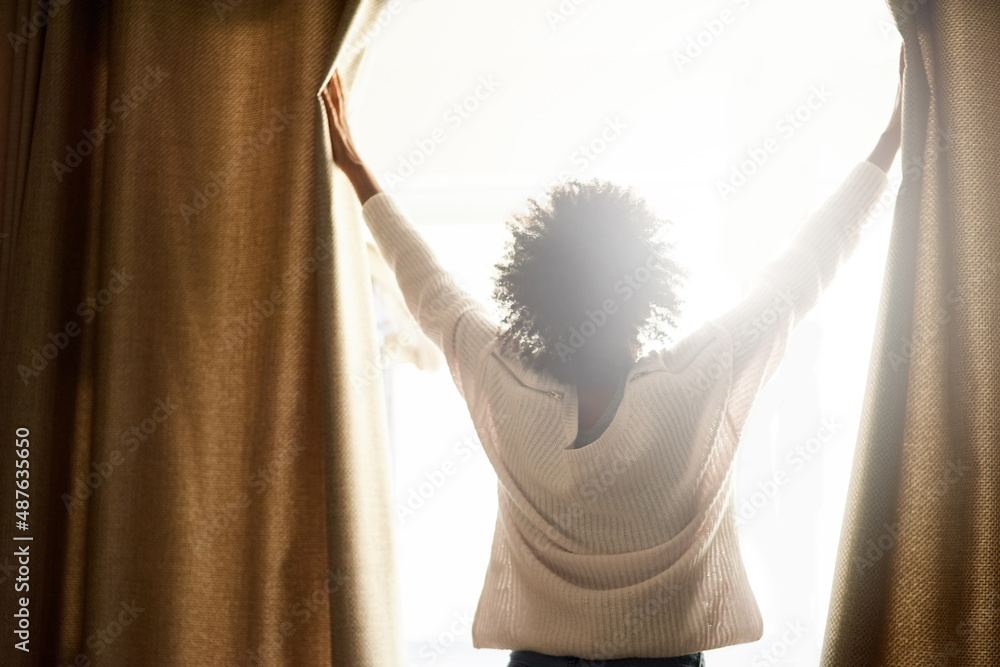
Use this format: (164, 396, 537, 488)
(493, 179, 689, 384)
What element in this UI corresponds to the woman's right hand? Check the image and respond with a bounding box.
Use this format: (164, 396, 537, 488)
(867, 44, 905, 173)
(885, 44, 904, 139)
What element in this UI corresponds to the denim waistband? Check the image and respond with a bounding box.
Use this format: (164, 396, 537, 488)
(508, 649, 704, 667)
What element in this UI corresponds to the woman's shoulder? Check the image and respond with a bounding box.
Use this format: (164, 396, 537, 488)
(483, 341, 569, 397)
(482, 320, 727, 396)
(638, 320, 728, 375)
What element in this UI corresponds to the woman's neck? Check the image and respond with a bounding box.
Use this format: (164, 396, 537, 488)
(576, 364, 629, 430)
(575, 350, 634, 385)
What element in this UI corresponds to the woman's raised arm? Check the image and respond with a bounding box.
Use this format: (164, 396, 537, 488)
(713, 50, 903, 435)
(320, 70, 497, 405)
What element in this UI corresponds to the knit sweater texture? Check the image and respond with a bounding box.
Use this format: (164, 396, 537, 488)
(361, 161, 889, 659)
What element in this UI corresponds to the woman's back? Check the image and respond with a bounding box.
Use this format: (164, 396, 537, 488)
(354, 160, 890, 659)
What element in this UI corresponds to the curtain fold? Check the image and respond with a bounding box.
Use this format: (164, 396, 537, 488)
(823, 1, 1000, 665)
(0, 1, 402, 665)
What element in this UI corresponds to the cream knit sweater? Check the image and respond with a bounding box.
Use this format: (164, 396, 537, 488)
(361, 161, 889, 659)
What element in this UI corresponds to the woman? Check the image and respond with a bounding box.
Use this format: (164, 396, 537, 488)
(322, 49, 902, 666)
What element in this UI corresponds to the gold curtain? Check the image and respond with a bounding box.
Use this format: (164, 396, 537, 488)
(823, 1, 1000, 664)
(0, 1, 402, 665)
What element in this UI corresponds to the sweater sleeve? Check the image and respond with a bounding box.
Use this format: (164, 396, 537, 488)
(714, 160, 890, 430)
(361, 193, 498, 404)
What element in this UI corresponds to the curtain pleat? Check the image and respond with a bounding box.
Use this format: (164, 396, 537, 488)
(0, 0, 45, 329)
(822, 2, 1000, 665)
(0, 1, 402, 665)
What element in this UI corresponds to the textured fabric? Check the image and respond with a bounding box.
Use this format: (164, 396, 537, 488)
(0, 1, 403, 665)
(362, 162, 888, 659)
(822, 3, 1000, 665)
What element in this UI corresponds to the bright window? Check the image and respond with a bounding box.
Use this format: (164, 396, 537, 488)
(349, 2, 901, 664)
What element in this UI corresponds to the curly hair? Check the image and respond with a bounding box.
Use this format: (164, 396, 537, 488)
(493, 179, 689, 384)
